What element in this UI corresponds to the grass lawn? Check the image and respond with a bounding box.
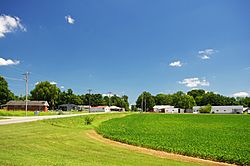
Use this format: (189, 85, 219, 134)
(97, 114, 250, 165)
(0, 113, 196, 166)
(0, 110, 87, 116)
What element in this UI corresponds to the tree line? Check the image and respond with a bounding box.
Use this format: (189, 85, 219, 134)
(134, 90, 250, 111)
(1, 76, 250, 112)
(0, 76, 129, 111)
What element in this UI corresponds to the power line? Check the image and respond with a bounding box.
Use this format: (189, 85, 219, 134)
(1, 75, 24, 81)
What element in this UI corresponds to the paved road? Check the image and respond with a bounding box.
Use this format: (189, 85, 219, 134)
(0, 112, 105, 125)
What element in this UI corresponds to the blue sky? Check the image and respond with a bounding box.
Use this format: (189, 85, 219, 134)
(0, 0, 250, 104)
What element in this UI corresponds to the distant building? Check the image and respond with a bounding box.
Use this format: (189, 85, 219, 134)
(153, 105, 184, 113)
(77, 105, 90, 111)
(193, 106, 243, 114)
(110, 106, 125, 112)
(90, 106, 110, 112)
(58, 104, 77, 111)
(4, 100, 49, 112)
(243, 107, 250, 114)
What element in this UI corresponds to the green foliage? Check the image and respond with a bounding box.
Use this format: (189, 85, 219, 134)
(136, 91, 155, 111)
(97, 114, 250, 165)
(154, 94, 173, 105)
(172, 91, 196, 109)
(187, 89, 245, 106)
(0, 76, 15, 105)
(199, 104, 212, 113)
(30, 81, 60, 110)
(84, 116, 94, 125)
(131, 105, 138, 112)
(0, 110, 57, 116)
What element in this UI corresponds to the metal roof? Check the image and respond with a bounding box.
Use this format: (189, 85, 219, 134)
(6, 100, 49, 106)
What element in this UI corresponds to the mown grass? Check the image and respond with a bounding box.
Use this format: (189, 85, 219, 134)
(97, 114, 250, 165)
(0, 113, 196, 166)
(0, 109, 87, 116)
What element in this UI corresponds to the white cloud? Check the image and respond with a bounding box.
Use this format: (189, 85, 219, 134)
(244, 66, 250, 70)
(233, 92, 249, 98)
(65, 15, 75, 24)
(60, 86, 64, 89)
(35, 82, 40, 85)
(198, 48, 217, 60)
(169, 61, 183, 67)
(179, 77, 210, 88)
(201, 55, 210, 60)
(50, 81, 57, 85)
(0, 14, 26, 38)
(0, 57, 20, 66)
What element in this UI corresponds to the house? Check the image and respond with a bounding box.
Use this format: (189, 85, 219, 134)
(110, 106, 125, 112)
(90, 106, 110, 112)
(5, 100, 49, 112)
(58, 104, 77, 111)
(153, 105, 184, 113)
(193, 106, 244, 114)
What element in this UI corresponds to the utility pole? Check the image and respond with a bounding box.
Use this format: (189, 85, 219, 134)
(108, 92, 112, 107)
(88, 89, 92, 113)
(141, 95, 143, 113)
(23, 72, 29, 116)
(144, 99, 147, 112)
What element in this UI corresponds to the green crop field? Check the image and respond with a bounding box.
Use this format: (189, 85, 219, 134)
(97, 114, 250, 165)
(0, 113, 196, 166)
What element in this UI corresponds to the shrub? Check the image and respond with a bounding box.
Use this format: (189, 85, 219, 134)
(84, 116, 94, 125)
(199, 104, 212, 113)
(58, 110, 64, 115)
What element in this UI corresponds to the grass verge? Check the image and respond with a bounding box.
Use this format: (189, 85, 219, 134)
(0, 113, 196, 166)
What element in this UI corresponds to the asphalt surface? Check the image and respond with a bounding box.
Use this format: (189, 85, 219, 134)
(0, 112, 105, 125)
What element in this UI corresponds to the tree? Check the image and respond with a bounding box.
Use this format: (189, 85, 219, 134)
(172, 91, 196, 109)
(30, 81, 60, 110)
(187, 89, 206, 100)
(136, 91, 155, 111)
(154, 94, 173, 105)
(199, 104, 212, 113)
(58, 89, 83, 105)
(0, 76, 14, 105)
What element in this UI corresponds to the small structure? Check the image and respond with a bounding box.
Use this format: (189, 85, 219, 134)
(153, 105, 184, 113)
(58, 104, 77, 111)
(77, 105, 90, 111)
(5, 100, 49, 112)
(90, 106, 110, 112)
(193, 106, 244, 114)
(243, 107, 250, 114)
(110, 106, 125, 112)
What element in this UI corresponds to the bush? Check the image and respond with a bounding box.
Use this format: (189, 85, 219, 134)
(58, 110, 64, 115)
(199, 104, 212, 113)
(84, 116, 94, 125)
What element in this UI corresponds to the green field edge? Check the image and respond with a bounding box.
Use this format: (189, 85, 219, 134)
(95, 114, 246, 166)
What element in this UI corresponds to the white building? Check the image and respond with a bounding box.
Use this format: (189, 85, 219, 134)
(153, 105, 184, 113)
(193, 106, 243, 114)
(109, 106, 125, 112)
(90, 106, 111, 112)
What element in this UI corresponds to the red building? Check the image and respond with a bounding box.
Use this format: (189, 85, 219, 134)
(5, 101, 49, 112)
